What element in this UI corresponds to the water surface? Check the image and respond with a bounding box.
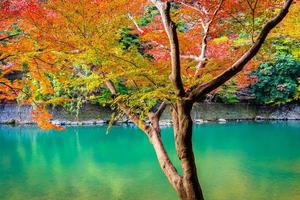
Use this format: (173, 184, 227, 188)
(0, 122, 300, 200)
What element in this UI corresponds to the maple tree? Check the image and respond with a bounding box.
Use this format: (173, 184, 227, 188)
(269, 0, 300, 60)
(0, 1, 22, 102)
(0, 0, 295, 199)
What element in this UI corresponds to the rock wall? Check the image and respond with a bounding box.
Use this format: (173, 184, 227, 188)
(0, 103, 300, 124)
(0, 104, 33, 124)
(0, 104, 112, 124)
(192, 103, 300, 120)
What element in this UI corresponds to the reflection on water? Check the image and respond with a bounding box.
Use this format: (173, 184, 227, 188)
(0, 122, 300, 200)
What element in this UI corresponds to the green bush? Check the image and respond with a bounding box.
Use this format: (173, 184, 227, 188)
(251, 55, 300, 104)
(215, 81, 239, 104)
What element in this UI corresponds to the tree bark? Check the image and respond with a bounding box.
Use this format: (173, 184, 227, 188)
(105, 80, 185, 197)
(172, 100, 204, 200)
(148, 112, 183, 192)
(152, 1, 185, 97)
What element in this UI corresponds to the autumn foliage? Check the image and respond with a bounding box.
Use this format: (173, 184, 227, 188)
(0, 0, 298, 128)
(0, 1, 296, 199)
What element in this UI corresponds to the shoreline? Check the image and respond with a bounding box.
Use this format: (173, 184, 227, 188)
(1, 102, 300, 125)
(1, 118, 300, 128)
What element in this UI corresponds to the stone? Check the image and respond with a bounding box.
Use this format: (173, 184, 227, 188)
(95, 120, 106, 124)
(160, 120, 172, 126)
(70, 122, 78, 126)
(255, 116, 265, 121)
(83, 121, 94, 125)
(51, 120, 61, 125)
(195, 119, 204, 124)
(218, 118, 227, 123)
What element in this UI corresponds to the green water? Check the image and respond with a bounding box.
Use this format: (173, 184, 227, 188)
(0, 122, 300, 200)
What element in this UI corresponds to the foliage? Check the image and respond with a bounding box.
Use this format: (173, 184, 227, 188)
(296, 79, 300, 100)
(119, 28, 141, 50)
(264, 1, 300, 62)
(251, 55, 300, 104)
(119, 27, 154, 60)
(264, 37, 300, 62)
(215, 81, 239, 104)
(0, 0, 295, 128)
(0, 1, 294, 197)
(137, 5, 159, 26)
(271, 0, 300, 40)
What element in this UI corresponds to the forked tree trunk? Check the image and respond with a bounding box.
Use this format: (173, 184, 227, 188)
(112, 0, 292, 199)
(172, 100, 204, 200)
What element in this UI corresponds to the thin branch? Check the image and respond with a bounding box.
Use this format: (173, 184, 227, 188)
(0, 81, 39, 107)
(195, 0, 224, 75)
(0, 81, 19, 96)
(246, 0, 260, 43)
(228, 13, 252, 33)
(155, 101, 167, 120)
(178, 0, 224, 75)
(0, 54, 12, 62)
(108, 53, 157, 86)
(0, 34, 19, 42)
(206, 0, 225, 27)
(105, 80, 150, 131)
(152, 0, 185, 97)
(33, 56, 55, 66)
(128, 13, 144, 34)
(180, 54, 201, 61)
(180, 2, 204, 14)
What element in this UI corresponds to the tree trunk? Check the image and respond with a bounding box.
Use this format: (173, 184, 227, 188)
(172, 100, 204, 200)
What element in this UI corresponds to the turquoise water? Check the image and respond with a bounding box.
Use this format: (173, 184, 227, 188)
(0, 122, 300, 200)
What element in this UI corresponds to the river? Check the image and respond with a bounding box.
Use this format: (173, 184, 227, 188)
(0, 122, 300, 200)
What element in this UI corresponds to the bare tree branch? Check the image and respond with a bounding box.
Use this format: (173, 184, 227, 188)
(128, 13, 144, 34)
(177, 0, 224, 75)
(246, 0, 260, 43)
(180, 54, 201, 61)
(0, 34, 19, 42)
(155, 101, 167, 120)
(151, 0, 185, 97)
(0, 54, 12, 62)
(0, 81, 40, 107)
(194, 0, 224, 76)
(0, 81, 19, 96)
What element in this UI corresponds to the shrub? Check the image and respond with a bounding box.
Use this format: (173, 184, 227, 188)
(251, 55, 300, 104)
(215, 81, 239, 104)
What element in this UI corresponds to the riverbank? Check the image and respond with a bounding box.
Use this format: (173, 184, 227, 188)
(1, 103, 300, 125)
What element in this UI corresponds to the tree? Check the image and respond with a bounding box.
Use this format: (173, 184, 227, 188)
(1, 0, 294, 199)
(251, 54, 300, 104)
(0, 0, 25, 101)
(141, 1, 292, 199)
